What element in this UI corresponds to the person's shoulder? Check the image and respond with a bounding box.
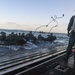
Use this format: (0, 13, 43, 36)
(71, 15, 75, 18)
(69, 15, 75, 20)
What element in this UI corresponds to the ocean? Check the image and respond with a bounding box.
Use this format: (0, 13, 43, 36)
(0, 29, 68, 62)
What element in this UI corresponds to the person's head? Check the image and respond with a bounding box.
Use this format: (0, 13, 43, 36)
(29, 31, 32, 34)
(11, 32, 14, 34)
(22, 33, 24, 35)
(19, 33, 21, 35)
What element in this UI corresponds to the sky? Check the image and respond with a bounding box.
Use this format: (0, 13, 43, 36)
(0, 0, 75, 33)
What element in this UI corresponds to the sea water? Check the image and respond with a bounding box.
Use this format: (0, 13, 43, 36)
(0, 29, 68, 62)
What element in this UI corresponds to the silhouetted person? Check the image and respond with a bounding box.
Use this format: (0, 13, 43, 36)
(18, 33, 21, 39)
(65, 15, 75, 64)
(38, 34, 44, 41)
(26, 31, 33, 40)
(0, 32, 6, 41)
(8, 32, 15, 40)
(45, 33, 56, 43)
(21, 33, 25, 39)
(26, 31, 37, 43)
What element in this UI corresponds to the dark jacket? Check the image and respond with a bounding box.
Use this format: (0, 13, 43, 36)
(67, 15, 75, 32)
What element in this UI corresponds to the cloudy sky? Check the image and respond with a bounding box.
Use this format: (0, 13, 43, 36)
(0, 0, 75, 33)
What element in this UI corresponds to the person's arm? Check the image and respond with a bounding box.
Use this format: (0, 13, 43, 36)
(67, 16, 74, 36)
